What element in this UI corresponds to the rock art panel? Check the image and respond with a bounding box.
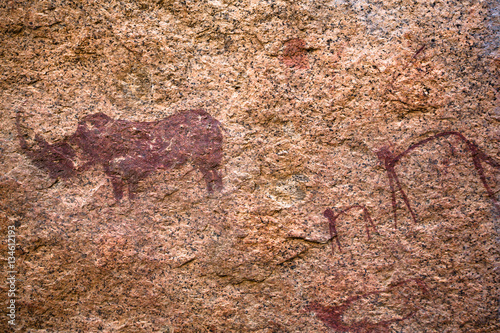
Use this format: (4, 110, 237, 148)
(376, 131, 500, 226)
(323, 131, 500, 243)
(1, 0, 499, 331)
(314, 131, 500, 332)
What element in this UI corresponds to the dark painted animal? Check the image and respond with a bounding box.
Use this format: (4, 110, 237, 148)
(16, 109, 223, 200)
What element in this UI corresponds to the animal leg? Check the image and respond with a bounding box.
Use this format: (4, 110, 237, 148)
(103, 166, 125, 200)
(109, 177, 124, 200)
(128, 182, 138, 200)
(198, 166, 222, 193)
(210, 169, 223, 191)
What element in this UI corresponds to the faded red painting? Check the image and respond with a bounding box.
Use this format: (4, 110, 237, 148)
(376, 131, 500, 226)
(307, 279, 429, 333)
(279, 38, 309, 69)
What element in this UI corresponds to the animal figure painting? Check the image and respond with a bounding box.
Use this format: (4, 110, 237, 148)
(314, 131, 499, 331)
(376, 131, 500, 226)
(16, 109, 224, 200)
(307, 279, 429, 333)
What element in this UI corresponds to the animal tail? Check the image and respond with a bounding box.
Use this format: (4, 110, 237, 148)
(15, 111, 29, 151)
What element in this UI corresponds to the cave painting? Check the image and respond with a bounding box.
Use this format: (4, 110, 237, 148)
(16, 109, 223, 200)
(307, 279, 429, 333)
(313, 131, 499, 331)
(376, 131, 500, 226)
(323, 131, 500, 248)
(279, 38, 310, 70)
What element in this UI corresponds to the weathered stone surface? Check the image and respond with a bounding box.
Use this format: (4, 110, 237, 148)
(0, 0, 499, 331)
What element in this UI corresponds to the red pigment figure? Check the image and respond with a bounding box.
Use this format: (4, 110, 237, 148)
(307, 278, 429, 333)
(376, 131, 500, 227)
(323, 206, 378, 253)
(279, 38, 309, 69)
(16, 109, 224, 200)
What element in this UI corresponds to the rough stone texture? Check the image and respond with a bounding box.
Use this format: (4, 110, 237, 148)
(0, 0, 499, 332)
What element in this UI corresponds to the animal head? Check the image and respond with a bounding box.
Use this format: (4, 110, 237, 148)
(29, 135, 76, 179)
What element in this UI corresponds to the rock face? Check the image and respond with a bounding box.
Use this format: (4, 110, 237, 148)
(0, 0, 499, 332)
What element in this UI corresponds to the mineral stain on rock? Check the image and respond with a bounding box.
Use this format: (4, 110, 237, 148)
(16, 109, 223, 200)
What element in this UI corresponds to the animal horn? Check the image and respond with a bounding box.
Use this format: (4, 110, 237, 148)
(16, 112, 76, 179)
(15, 112, 30, 152)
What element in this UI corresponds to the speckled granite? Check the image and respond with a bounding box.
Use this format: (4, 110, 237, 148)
(1, 0, 499, 332)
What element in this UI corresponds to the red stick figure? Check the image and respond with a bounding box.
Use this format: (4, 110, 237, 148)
(323, 205, 378, 253)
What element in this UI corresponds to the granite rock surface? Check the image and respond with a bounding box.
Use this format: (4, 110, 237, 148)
(0, 0, 499, 332)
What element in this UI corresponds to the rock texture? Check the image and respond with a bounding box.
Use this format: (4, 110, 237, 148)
(1, 0, 499, 332)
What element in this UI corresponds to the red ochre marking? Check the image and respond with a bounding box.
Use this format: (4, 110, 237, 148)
(279, 38, 309, 69)
(323, 206, 378, 254)
(322, 131, 499, 254)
